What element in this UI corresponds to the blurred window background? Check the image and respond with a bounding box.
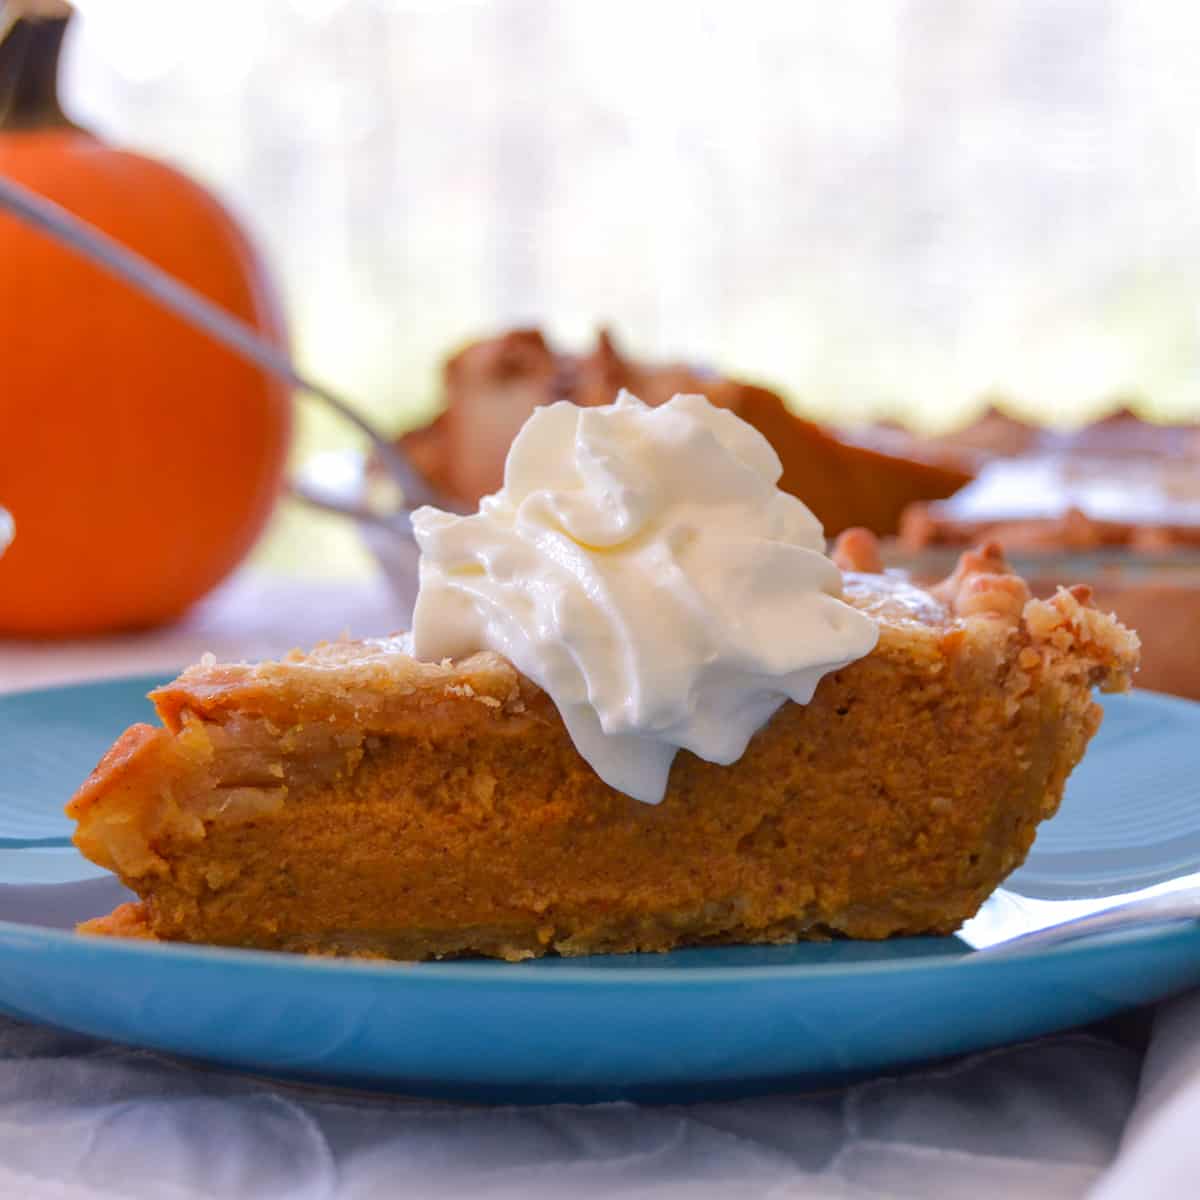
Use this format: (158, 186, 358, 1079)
(62, 0, 1200, 571)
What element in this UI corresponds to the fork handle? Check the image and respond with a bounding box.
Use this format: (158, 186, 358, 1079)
(0, 173, 441, 518)
(974, 886, 1200, 956)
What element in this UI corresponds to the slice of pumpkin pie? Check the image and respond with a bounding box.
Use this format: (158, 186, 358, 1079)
(67, 394, 1138, 960)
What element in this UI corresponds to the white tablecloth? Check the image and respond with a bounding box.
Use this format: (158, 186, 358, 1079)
(0, 570, 1196, 1199)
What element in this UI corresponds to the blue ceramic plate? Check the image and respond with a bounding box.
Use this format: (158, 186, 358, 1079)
(1, 676, 1199, 1103)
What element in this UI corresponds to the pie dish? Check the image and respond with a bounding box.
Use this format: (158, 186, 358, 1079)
(397, 328, 972, 535)
(858, 404, 1200, 472)
(66, 532, 1138, 961)
(895, 426, 1200, 698)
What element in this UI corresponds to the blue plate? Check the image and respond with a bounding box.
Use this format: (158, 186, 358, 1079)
(1, 676, 1199, 1103)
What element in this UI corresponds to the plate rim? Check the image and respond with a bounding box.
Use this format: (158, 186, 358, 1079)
(1, 901, 1197, 987)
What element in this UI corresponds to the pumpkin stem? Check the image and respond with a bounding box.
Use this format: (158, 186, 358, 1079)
(0, 1, 81, 133)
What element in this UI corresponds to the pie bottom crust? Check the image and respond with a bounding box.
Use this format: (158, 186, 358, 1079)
(67, 539, 1138, 961)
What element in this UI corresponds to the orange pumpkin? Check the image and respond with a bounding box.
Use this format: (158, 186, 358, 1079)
(0, 1, 292, 636)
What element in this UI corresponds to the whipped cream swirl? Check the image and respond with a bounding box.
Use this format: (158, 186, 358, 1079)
(410, 390, 878, 803)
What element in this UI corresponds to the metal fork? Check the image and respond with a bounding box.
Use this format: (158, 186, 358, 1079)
(0, 174, 441, 525)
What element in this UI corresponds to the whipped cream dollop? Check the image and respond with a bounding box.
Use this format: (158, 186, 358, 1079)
(410, 390, 878, 803)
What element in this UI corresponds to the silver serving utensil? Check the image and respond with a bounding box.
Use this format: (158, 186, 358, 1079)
(963, 876, 1200, 956)
(0, 173, 441, 525)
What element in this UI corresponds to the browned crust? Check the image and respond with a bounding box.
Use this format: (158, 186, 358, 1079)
(78, 901, 155, 940)
(71, 724, 164, 813)
(146, 645, 528, 740)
